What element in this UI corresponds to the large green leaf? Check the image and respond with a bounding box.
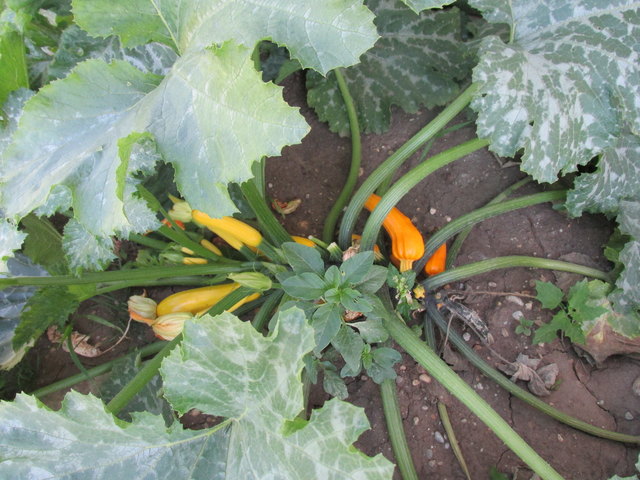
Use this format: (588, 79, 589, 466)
(470, 0, 640, 182)
(567, 132, 640, 216)
(0, 254, 47, 368)
(73, 0, 379, 74)
(609, 201, 640, 312)
(0, 43, 309, 267)
(49, 24, 178, 80)
(161, 308, 393, 478)
(0, 27, 28, 105)
(0, 309, 392, 478)
(0, 392, 230, 478)
(0, 90, 30, 270)
(469, 0, 640, 311)
(0, 59, 161, 235)
(307, 0, 473, 135)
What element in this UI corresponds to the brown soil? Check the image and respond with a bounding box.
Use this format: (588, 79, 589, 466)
(266, 73, 640, 479)
(29, 72, 640, 479)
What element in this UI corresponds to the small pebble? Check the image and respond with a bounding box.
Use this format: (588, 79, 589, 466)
(412, 379, 421, 386)
(475, 383, 484, 391)
(434, 431, 445, 443)
(419, 374, 432, 384)
(429, 208, 437, 215)
(625, 411, 634, 421)
(189, 409, 202, 417)
(267, 182, 273, 188)
(633, 377, 640, 397)
(488, 282, 498, 288)
(557, 434, 564, 442)
(444, 443, 450, 450)
(463, 332, 471, 341)
(396, 376, 405, 386)
(428, 460, 437, 468)
(512, 310, 524, 320)
(421, 405, 429, 411)
(413, 416, 420, 426)
(445, 216, 452, 222)
(360, 375, 369, 381)
(506, 295, 524, 306)
(525, 302, 533, 311)
(399, 364, 407, 372)
(501, 328, 509, 337)
(425, 449, 434, 459)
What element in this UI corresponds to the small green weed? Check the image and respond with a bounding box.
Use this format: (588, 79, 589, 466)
(532, 280, 608, 345)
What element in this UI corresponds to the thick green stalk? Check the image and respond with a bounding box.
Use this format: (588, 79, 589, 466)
(360, 138, 489, 251)
(128, 233, 170, 250)
(427, 302, 640, 445)
(380, 378, 419, 480)
(240, 180, 292, 247)
(32, 342, 166, 398)
(422, 313, 471, 479)
(0, 263, 257, 287)
(338, 84, 478, 249)
(322, 68, 362, 244)
(422, 256, 611, 291)
(445, 177, 531, 268)
(437, 402, 472, 480)
(90, 275, 229, 298)
(381, 309, 563, 479)
(414, 190, 566, 272)
(106, 336, 181, 415)
(251, 289, 284, 332)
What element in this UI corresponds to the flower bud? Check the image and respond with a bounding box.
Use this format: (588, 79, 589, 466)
(151, 312, 193, 340)
(128, 295, 157, 325)
(227, 272, 272, 291)
(159, 251, 186, 265)
(168, 195, 193, 223)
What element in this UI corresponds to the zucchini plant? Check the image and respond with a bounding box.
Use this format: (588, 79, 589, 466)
(0, 0, 639, 479)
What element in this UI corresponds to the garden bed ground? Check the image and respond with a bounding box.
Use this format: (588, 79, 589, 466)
(31, 72, 640, 479)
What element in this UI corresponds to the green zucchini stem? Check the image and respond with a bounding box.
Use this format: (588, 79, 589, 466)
(322, 68, 362, 244)
(338, 84, 478, 249)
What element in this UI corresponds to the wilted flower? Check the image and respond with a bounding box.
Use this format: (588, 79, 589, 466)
(128, 295, 157, 325)
(151, 312, 193, 340)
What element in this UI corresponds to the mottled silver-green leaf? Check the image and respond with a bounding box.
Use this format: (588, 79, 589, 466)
(0, 88, 31, 156)
(610, 201, 640, 313)
(307, 1, 472, 135)
(161, 308, 394, 479)
(580, 280, 640, 340)
(401, 0, 456, 13)
(62, 219, 116, 272)
(0, 392, 230, 478)
(73, 0, 379, 74)
(0, 219, 25, 272)
(50, 24, 178, 79)
(0, 255, 46, 367)
(567, 132, 640, 216)
(470, 1, 640, 183)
